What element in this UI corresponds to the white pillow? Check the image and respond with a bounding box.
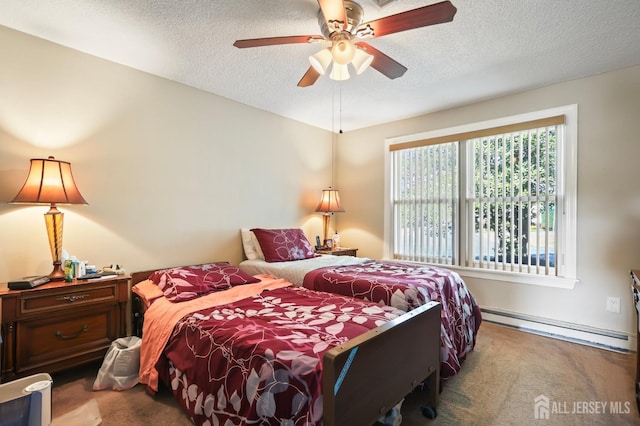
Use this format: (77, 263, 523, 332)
(240, 228, 264, 260)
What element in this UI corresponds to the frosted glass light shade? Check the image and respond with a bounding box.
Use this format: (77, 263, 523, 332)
(309, 48, 332, 75)
(329, 63, 350, 81)
(351, 48, 374, 74)
(331, 39, 356, 65)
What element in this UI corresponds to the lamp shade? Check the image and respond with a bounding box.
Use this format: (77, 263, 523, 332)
(331, 39, 356, 65)
(11, 156, 87, 205)
(309, 48, 333, 75)
(351, 48, 374, 74)
(315, 189, 345, 213)
(329, 63, 350, 81)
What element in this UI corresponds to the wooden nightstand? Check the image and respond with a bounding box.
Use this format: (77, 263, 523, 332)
(316, 248, 358, 257)
(0, 275, 129, 382)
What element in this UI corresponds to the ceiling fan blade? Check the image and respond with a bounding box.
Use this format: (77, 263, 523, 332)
(297, 66, 321, 87)
(234, 35, 324, 49)
(356, 42, 407, 79)
(317, 0, 347, 32)
(359, 0, 457, 39)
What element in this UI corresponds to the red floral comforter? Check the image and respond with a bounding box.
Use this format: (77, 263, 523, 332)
(151, 285, 403, 425)
(302, 261, 482, 378)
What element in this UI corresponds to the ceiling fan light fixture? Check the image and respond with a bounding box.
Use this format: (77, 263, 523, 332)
(331, 39, 356, 65)
(309, 48, 333, 75)
(329, 62, 350, 81)
(351, 48, 374, 74)
(234, 0, 458, 87)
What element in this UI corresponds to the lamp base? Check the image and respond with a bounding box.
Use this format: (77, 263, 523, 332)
(48, 262, 65, 281)
(44, 206, 65, 281)
(321, 213, 331, 244)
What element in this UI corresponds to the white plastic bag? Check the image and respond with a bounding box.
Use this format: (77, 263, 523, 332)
(93, 336, 141, 391)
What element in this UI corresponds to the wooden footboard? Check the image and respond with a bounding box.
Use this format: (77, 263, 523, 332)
(323, 301, 441, 426)
(130, 266, 440, 424)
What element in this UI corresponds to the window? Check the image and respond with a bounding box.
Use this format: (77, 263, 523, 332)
(385, 106, 578, 288)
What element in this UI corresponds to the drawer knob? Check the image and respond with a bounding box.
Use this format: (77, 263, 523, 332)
(55, 324, 89, 340)
(57, 294, 89, 303)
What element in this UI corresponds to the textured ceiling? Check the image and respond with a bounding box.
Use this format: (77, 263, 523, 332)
(1, 0, 639, 132)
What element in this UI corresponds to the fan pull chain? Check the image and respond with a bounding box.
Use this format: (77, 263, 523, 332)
(332, 83, 335, 134)
(339, 84, 343, 134)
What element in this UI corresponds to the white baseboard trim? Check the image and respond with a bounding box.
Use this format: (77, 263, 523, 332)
(481, 308, 636, 353)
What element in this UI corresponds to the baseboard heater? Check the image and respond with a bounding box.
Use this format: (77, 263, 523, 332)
(481, 308, 633, 353)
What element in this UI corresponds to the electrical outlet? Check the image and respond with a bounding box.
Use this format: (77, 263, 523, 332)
(606, 296, 621, 313)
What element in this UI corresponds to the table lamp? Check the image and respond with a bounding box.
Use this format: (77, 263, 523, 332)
(315, 188, 344, 248)
(11, 156, 87, 281)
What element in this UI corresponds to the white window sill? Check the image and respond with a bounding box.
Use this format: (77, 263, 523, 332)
(380, 258, 578, 289)
(446, 265, 578, 289)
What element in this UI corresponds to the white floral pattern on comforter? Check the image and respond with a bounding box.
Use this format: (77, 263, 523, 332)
(151, 285, 403, 425)
(303, 261, 482, 378)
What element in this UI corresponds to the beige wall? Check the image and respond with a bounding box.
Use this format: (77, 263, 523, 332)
(0, 26, 331, 281)
(336, 65, 640, 340)
(2, 23, 639, 345)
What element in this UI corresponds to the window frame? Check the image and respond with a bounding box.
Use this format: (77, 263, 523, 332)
(384, 105, 579, 289)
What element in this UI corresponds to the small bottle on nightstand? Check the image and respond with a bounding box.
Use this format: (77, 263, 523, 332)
(333, 230, 340, 248)
(64, 260, 74, 282)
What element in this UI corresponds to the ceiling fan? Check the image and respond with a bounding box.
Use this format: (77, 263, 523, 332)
(233, 0, 457, 87)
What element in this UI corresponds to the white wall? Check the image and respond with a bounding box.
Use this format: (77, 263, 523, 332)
(336, 65, 640, 342)
(0, 26, 332, 282)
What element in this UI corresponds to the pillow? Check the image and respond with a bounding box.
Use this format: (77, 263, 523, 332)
(132, 279, 165, 308)
(241, 228, 264, 260)
(148, 263, 260, 302)
(250, 228, 317, 263)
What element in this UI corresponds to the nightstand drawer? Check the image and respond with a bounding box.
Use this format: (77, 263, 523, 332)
(15, 306, 116, 373)
(1, 275, 129, 381)
(18, 283, 117, 317)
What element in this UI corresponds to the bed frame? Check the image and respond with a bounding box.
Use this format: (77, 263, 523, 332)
(130, 267, 440, 425)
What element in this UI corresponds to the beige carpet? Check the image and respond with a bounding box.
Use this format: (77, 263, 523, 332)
(49, 322, 637, 425)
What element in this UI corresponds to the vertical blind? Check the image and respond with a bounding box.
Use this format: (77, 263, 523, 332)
(390, 115, 564, 276)
(393, 142, 458, 264)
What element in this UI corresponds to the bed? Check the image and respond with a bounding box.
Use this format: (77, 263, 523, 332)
(131, 262, 442, 425)
(239, 228, 482, 379)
